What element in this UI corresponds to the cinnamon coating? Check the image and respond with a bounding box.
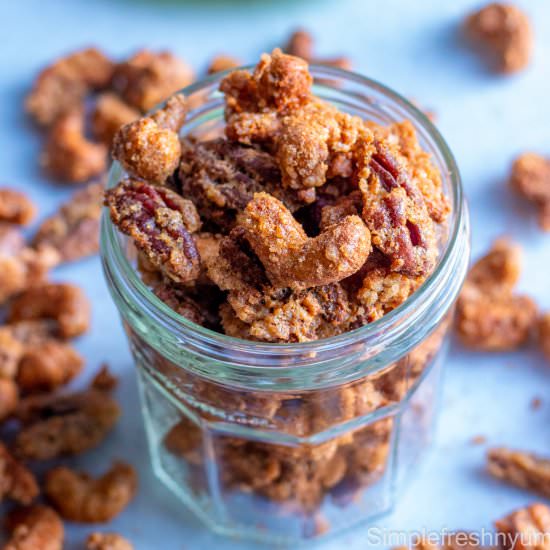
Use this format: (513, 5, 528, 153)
(45, 462, 137, 523)
(112, 94, 187, 183)
(238, 192, 371, 289)
(4, 505, 64, 550)
(105, 177, 201, 284)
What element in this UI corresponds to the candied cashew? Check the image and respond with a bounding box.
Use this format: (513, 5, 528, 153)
(465, 3, 532, 74)
(42, 109, 107, 183)
(0, 189, 36, 225)
(0, 442, 39, 505)
(8, 282, 90, 338)
(105, 177, 201, 284)
(14, 389, 120, 460)
(495, 503, 550, 550)
(45, 462, 137, 523)
(33, 181, 104, 263)
(86, 532, 134, 550)
(510, 153, 550, 231)
(91, 92, 140, 147)
(112, 94, 187, 183)
(112, 49, 194, 112)
(17, 340, 83, 394)
(238, 192, 371, 289)
(25, 47, 114, 126)
(488, 447, 550, 498)
(4, 505, 64, 550)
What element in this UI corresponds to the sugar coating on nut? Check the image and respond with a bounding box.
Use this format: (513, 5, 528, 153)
(8, 282, 91, 338)
(510, 153, 550, 231)
(86, 532, 134, 550)
(42, 109, 107, 183)
(112, 94, 187, 183)
(465, 3, 533, 73)
(0, 442, 39, 505)
(487, 447, 550, 498)
(45, 462, 137, 523)
(33, 181, 104, 263)
(4, 505, 64, 550)
(105, 177, 201, 284)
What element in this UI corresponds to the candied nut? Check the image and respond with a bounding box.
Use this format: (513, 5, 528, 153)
(92, 92, 140, 147)
(0, 379, 17, 423)
(465, 3, 532, 73)
(285, 29, 314, 60)
(359, 140, 438, 276)
(112, 49, 194, 112)
(8, 282, 91, 338)
(14, 388, 120, 460)
(316, 56, 352, 71)
(42, 109, 107, 183)
(86, 532, 133, 550)
(91, 364, 118, 392)
(0, 188, 36, 225)
(495, 503, 550, 550)
(152, 281, 206, 325)
(456, 239, 538, 351)
(45, 462, 137, 523)
(180, 138, 306, 230)
(510, 153, 550, 231)
(0, 442, 39, 505)
(4, 505, 64, 550)
(539, 313, 550, 362)
(33, 181, 104, 263)
(487, 448, 550, 498)
(239, 192, 371, 289)
(207, 55, 241, 74)
(0, 223, 25, 255)
(112, 93, 187, 183)
(17, 340, 83, 394)
(105, 177, 201, 284)
(25, 47, 114, 126)
(0, 328, 24, 379)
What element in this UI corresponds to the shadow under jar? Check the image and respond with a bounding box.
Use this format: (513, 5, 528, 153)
(101, 65, 470, 545)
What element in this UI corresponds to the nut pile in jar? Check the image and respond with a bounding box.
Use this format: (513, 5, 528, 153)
(106, 48, 450, 342)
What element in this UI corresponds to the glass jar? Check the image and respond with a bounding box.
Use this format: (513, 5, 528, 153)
(101, 65, 470, 545)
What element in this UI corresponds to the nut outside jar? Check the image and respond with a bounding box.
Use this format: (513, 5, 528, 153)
(101, 61, 470, 545)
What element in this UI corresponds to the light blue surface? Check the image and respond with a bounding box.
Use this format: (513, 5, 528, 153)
(1, 1, 549, 548)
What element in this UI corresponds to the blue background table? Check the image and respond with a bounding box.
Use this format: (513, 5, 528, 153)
(1, 1, 549, 548)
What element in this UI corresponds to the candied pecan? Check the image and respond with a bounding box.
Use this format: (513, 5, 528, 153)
(0, 442, 38, 505)
(488, 448, 550, 498)
(4, 505, 64, 550)
(105, 178, 201, 284)
(17, 340, 83, 394)
(539, 313, 550, 362)
(8, 282, 90, 338)
(180, 138, 306, 230)
(33, 181, 104, 263)
(510, 153, 550, 231)
(378, 120, 450, 223)
(112, 49, 194, 112)
(86, 532, 134, 550)
(91, 364, 118, 392)
(456, 239, 538, 351)
(45, 462, 137, 523)
(359, 140, 438, 276)
(495, 503, 550, 550)
(112, 94, 187, 183)
(25, 47, 114, 126)
(41, 109, 107, 183)
(465, 3, 532, 73)
(285, 29, 314, 60)
(207, 55, 241, 74)
(0, 189, 36, 225)
(91, 92, 140, 147)
(238, 192, 371, 289)
(14, 388, 120, 460)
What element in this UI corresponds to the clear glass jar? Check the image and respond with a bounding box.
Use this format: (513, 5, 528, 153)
(101, 65, 470, 545)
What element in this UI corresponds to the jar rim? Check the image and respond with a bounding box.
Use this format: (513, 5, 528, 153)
(101, 64, 469, 378)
